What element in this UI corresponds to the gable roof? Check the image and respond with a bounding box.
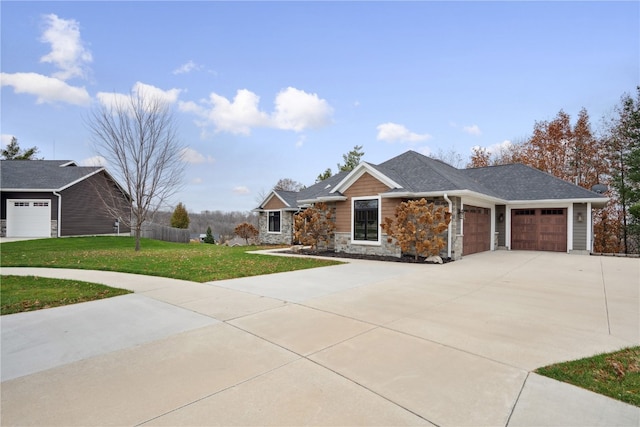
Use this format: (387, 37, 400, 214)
(1, 160, 130, 199)
(257, 189, 299, 211)
(463, 163, 606, 202)
(259, 150, 607, 208)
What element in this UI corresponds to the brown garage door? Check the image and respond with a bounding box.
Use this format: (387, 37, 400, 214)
(511, 208, 567, 252)
(463, 206, 491, 255)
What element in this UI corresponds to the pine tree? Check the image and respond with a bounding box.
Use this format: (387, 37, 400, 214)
(203, 226, 215, 244)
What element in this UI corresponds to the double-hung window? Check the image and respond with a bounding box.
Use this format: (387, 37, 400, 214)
(268, 211, 281, 233)
(353, 198, 379, 242)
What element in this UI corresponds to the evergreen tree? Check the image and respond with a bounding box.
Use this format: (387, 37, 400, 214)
(170, 202, 190, 229)
(203, 226, 215, 244)
(1, 137, 40, 160)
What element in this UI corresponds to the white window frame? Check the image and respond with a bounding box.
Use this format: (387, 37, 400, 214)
(267, 210, 282, 234)
(351, 195, 381, 245)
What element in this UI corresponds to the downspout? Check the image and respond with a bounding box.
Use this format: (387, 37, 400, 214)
(443, 193, 452, 259)
(53, 190, 62, 237)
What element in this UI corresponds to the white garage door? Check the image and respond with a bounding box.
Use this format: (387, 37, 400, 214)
(6, 200, 51, 238)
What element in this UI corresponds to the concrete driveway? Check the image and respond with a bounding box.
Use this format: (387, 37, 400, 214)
(1, 251, 639, 426)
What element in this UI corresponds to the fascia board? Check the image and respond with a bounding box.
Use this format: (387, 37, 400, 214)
(330, 163, 402, 194)
(508, 197, 609, 207)
(257, 191, 281, 208)
(381, 189, 506, 204)
(273, 192, 292, 207)
(1, 188, 56, 192)
(57, 168, 105, 192)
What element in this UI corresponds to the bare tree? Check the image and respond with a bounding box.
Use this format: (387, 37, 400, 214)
(273, 178, 305, 192)
(86, 88, 186, 251)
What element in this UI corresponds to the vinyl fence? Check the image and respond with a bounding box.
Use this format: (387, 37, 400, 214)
(141, 223, 190, 244)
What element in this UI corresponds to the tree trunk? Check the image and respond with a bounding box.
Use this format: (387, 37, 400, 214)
(135, 225, 141, 251)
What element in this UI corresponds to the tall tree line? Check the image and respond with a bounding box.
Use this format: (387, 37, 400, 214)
(468, 87, 640, 254)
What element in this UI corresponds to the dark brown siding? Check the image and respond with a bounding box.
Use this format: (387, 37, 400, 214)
(1, 192, 58, 220)
(59, 172, 131, 236)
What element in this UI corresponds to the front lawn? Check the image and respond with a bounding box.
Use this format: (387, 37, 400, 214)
(536, 346, 640, 407)
(0, 236, 342, 282)
(1, 275, 131, 315)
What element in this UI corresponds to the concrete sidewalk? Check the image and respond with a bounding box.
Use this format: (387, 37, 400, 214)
(1, 251, 639, 426)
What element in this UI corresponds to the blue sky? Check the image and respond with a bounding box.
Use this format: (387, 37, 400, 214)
(2, 1, 638, 213)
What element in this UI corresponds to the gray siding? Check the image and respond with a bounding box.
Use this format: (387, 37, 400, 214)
(59, 172, 131, 236)
(573, 203, 588, 251)
(496, 205, 506, 247)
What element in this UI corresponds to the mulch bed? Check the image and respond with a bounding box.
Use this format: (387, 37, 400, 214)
(284, 249, 453, 264)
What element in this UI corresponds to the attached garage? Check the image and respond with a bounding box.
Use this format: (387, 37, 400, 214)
(2, 160, 132, 239)
(6, 199, 51, 238)
(463, 206, 491, 255)
(511, 208, 567, 252)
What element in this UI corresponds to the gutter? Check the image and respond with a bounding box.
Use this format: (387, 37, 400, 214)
(443, 193, 452, 259)
(53, 190, 62, 237)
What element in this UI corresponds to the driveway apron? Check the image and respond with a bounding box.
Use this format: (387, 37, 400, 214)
(1, 251, 638, 426)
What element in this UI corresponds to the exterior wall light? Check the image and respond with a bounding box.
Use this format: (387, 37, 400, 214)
(498, 213, 504, 222)
(577, 212, 583, 223)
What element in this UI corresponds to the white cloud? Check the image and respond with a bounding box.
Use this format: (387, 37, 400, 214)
(1, 134, 15, 146)
(484, 139, 513, 154)
(272, 87, 333, 131)
(39, 14, 92, 81)
(463, 124, 482, 136)
(192, 177, 203, 184)
(80, 155, 107, 166)
(233, 186, 250, 195)
(173, 60, 201, 75)
(207, 89, 269, 135)
(181, 147, 215, 164)
(376, 122, 431, 143)
(179, 87, 333, 136)
(0, 72, 91, 106)
(97, 82, 181, 111)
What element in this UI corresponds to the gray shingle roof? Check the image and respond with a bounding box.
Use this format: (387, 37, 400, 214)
(374, 151, 503, 198)
(1, 160, 102, 190)
(271, 190, 299, 209)
(281, 150, 606, 206)
(297, 171, 350, 200)
(463, 163, 606, 200)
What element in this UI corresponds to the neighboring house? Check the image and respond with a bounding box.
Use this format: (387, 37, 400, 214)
(1, 160, 131, 238)
(254, 150, 608, 259)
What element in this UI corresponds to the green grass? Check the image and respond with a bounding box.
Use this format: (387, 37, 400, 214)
(0, 236, 341, 282)
(536, 346, 640, 407)
(1, 275, 131, 315)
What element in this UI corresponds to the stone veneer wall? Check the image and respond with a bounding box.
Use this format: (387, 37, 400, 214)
(258, 211, 294, 245)
(447, 196, 463, 261)
(334, 232, 402, 257)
